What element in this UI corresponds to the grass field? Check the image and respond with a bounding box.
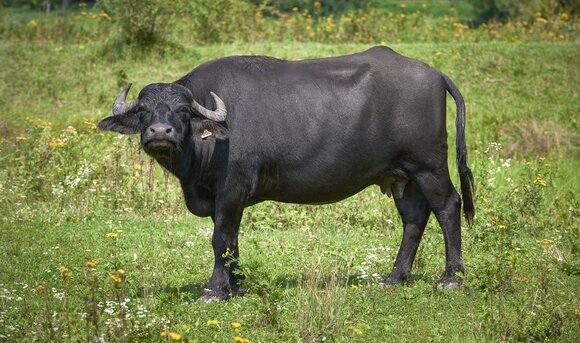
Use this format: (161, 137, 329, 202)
(0, 41, 579, 342)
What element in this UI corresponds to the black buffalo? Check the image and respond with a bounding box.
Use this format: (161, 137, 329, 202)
(99, 46, 475, 301)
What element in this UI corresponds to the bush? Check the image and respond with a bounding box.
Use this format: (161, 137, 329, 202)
(98, 0, 189, 45)
(187, 0, 267, 43)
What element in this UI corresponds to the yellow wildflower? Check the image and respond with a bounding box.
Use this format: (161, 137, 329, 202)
(497, 224, 506, 230)
(534, 11, 542, 17)
(28, 20, 37, 28)
(111, 274, 122, 283)
(36, 284, 45, 292)
(16, 135, 27, 142)
(85, 248, 92, 252)
(99, 11, 112, 20)
(106, 232, 118, 238)
(422, 4, 427, 9)
(64, 126, 77, 135)
(231, 322, 241, 328)
(79, 2, 87, 7)
(352, 328, 364, 335)
(560, 12, 570, 21)
(207, 319, 219, 326)
(535, 177, 547, 187)
(60, 265, 72, 278)
(400, 4, 407, 9)
(117, 269, 125, 275)
(85, 260, 97, 268)
(543, 239, 554, 247)
(36, 120, 51, 129)
(314, 1, 321, 9)
(83, 119, 97, 129)
(233, 336, 250, 343)
(536, 17, 548, 24)
(49, 137, 65, 148)
(169, 332, 182, 341)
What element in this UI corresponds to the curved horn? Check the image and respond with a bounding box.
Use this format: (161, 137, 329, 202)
(112, 83, 138, 115)
(191, 92, 227, 122)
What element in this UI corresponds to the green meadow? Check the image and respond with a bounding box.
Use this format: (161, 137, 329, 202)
(0, 2, 579, 341)
(0, 40, 578, 342)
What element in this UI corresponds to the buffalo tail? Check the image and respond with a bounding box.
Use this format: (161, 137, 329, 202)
(442, 72, 475, 224)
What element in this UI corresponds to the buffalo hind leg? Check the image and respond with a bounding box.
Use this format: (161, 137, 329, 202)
(415, 170, 465, 289)
(384, 181, 431, 286)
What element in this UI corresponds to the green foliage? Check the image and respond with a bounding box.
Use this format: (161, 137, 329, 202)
(468, 0, 579, 24)
(467, 0, 538, 22)
(187, 0, 266, 43)
(98, 0, 189, 46)
(1, 0, 578, 45)
(258, 0, 367, 16)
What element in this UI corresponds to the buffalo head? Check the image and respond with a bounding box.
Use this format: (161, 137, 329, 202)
(98, 83, 228, 158)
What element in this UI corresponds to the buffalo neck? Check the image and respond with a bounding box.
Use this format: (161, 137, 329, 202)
(152, 138, 218, 190)
(152, 140, 195, 182)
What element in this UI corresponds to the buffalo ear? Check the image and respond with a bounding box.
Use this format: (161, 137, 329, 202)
(98, 114, 140, 135)
(191, 118, 229, 140)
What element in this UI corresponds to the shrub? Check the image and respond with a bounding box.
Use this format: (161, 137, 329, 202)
(98, 0, 189, 45)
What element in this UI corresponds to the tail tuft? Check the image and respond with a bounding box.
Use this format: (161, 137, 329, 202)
(459, 164, 475, 224)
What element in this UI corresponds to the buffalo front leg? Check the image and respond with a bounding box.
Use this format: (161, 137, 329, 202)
(384, 181, 431, 286)
(203, 199, 246, 302)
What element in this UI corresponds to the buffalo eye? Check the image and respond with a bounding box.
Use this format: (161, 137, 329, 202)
(139, 111, 152, 122)
(175, 106, 191, 116)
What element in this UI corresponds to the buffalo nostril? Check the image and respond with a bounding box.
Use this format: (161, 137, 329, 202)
(150, 127, 156, 133)
(166, 128, 172, 134)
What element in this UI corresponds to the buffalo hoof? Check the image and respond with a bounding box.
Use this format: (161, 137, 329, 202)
(231, 286, 245, 297)
(380, 277, 404, 288)
(197, 294, 224, 303)
(436, 277, 462, 290)
(197, 286, 245, 303)
(197, 289, 230, 303)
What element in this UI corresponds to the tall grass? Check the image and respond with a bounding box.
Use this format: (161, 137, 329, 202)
(1, 1, 578, 45)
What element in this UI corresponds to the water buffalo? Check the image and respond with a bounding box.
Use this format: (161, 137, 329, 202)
(99, 46, 474, 301)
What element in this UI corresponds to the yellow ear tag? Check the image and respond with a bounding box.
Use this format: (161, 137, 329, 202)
(201, 129, 213, 139)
